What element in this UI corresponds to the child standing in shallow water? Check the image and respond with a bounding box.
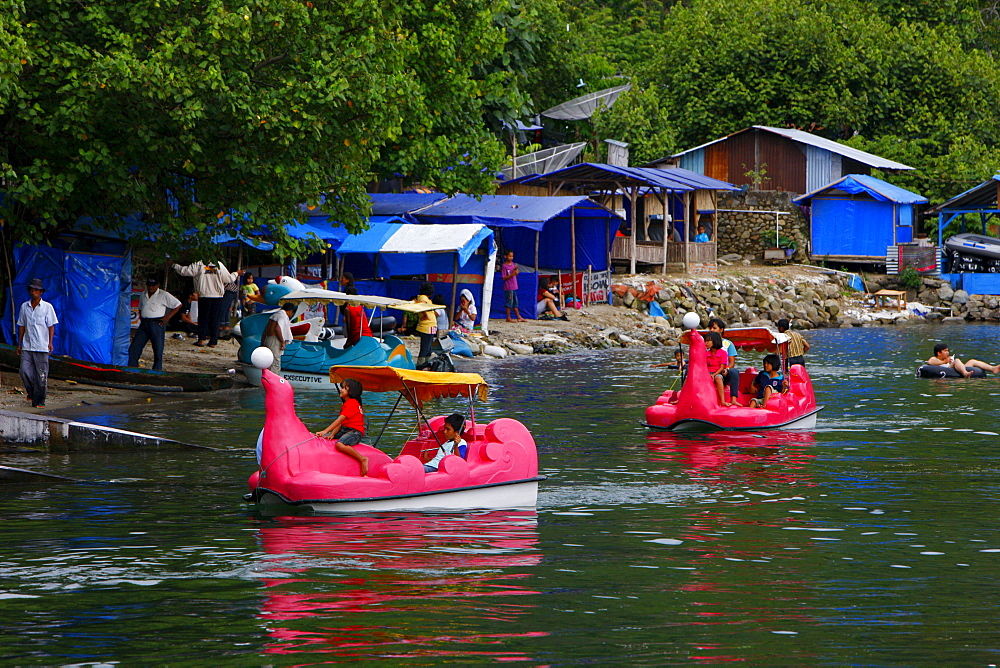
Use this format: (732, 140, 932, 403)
(315, 378, 369, 475)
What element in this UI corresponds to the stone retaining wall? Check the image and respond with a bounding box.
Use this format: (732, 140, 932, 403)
(716, 191, 809, 262)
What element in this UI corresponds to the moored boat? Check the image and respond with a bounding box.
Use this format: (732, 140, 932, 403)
(235, 277, 441, 388)
(0, 342, 233, 392)
(943, 233, 1000, 260)
(645, 327, 822, 432)
(245, 355, 543, 512)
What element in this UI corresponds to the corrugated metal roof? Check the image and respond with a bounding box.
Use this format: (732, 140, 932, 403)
(368, 193, 449, 216)
(415, 194, 610, 227)
(794, 174, 927, 205)
(520, 163, 739, 192)
(665, 126, 913, 171)
(924, 175, 1000, 214)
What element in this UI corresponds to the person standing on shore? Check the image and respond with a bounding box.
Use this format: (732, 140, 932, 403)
(501, 250, 526, 323)
(170, 259, 240, 348)
(261, 302, 296, 373)
(16, 278, 58, 409)
(414, 281, 436, 369)
(777, 318, 810, 368)
(128, 277, 182, 371)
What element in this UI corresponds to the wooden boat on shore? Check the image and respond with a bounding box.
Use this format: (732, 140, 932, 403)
(0, 343, 234, 392)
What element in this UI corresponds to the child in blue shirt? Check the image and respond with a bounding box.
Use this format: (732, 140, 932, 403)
(750, 353, 784, 408)
(424, 413, 468, 473)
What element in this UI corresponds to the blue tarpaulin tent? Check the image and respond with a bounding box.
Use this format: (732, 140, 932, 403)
(2, 239, 132, 365)
(794, 174, 927, 260)
(335, 222, 497, 332)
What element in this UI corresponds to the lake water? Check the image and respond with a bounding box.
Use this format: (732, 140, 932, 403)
(2, 323, 1000, 664)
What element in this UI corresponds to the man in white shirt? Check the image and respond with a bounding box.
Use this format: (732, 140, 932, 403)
(16, 278, 59, 409)
(128, 277, 182, 370)
(171, 259, 240, 347)
(261, 302, 295, 372)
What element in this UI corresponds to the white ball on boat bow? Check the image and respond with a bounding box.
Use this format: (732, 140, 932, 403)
(681, 311, 700, 330)
(250, 346, 274, 370)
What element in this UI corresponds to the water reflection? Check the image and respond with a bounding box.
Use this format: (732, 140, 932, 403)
(253, 511, 546, 659)
(646, 430, 816, 487)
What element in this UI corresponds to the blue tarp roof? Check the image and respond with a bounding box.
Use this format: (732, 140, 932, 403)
(925, 175, 1000, 214)
(794, 174, 927, 205)
(518, 163, 740, 192)
(412, 194, 613, 231)
(369, 193, 449, 216)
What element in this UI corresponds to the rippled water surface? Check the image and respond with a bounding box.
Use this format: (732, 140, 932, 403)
(2, 323, 1000, 664)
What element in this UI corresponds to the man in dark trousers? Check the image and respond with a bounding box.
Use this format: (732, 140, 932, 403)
(16, 278, 58, 408)
(128, 277, 182, 370)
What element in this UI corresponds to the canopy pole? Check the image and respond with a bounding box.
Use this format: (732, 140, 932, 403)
(586, 265, 592, 307)
(557, 269, 563, 308)
(467, 386, 477, 448)
(570, 207, 577, 300)
(449, 255, 459, 327)
(372, 393, 404, 450)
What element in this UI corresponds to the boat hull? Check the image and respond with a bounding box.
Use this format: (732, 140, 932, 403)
(252, 478, 543, 512)
(646, 406, 822, 432)
(0, 343, 233, 392)
(944, 233, 1000, 260)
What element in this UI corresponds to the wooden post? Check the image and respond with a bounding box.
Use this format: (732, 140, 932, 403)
(629, 186, 638, 274)
(570, 207, 577, 301)
(660, 188, 668, 273)
(586, 265, 592, 307)
(683, 191, 691, 274)
(534, 230, 540, 273)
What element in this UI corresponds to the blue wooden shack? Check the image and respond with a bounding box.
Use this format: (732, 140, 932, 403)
(793, 174, 927, 262)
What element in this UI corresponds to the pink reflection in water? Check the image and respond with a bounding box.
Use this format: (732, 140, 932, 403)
(254, 511, 546, 658)
(646, 430, 816, 487)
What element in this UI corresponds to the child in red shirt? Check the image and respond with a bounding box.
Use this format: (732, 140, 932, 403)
(704, 331, 733, 407)
(315, 378, 369, 475)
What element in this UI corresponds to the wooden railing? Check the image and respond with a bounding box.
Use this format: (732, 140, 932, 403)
(612, 237, 717, 267)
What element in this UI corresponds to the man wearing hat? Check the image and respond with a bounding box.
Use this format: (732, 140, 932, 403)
(16, 278, 59, 408)
(128, 277, 182, 371)
(261, 302, 296, 373)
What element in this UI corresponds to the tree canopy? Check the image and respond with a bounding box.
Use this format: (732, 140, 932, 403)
(0, 0, 521, 257)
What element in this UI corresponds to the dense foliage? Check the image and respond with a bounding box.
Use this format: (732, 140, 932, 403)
(3, 0, 1000, 254)
(0, 0, 520, 256)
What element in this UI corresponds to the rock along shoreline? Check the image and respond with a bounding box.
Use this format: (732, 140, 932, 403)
(464, 266, 981, 359)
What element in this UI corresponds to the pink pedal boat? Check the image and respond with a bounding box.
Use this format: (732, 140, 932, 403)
(246, 364, 543, 512)
(645, 327, 823, 432)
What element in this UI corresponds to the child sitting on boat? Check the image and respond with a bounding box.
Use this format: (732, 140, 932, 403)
(705, 331, 732, 407)
(750, 354, 784, 408)
(315, 378, 370, 475)
(424, 413, 468, 473)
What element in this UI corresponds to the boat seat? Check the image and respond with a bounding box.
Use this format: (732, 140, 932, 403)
(737, 367, 759, 395)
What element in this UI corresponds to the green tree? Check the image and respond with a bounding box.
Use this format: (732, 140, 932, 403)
(0, 0, 514, 258)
